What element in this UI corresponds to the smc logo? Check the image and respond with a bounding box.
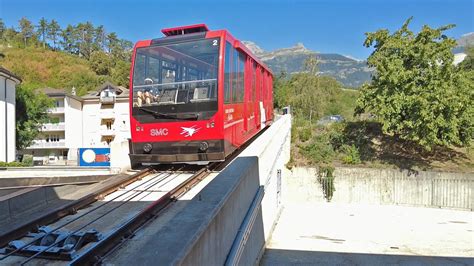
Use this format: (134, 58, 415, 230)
(150, 128, 168, 136)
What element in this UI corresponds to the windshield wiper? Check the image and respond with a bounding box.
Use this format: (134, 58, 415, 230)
(138, 107, 198, 120)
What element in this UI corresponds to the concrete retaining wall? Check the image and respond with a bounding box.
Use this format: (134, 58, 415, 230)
(131, 156, 262, 265)
(287, 167, 474, 210)
(0, 185, 81, 221)
(129, 115, 292, 265)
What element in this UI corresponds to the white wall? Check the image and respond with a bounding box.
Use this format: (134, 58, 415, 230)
(0, 77, 17, 162)
(65, 96, 83, 148)
(82, 98, 130, 148)
(0, 77, 6, 162)
(82, 101, 101, 147)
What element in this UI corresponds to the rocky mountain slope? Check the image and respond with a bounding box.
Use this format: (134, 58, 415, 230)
(243, 41, 372, 87)
(244, 33, 473, 88)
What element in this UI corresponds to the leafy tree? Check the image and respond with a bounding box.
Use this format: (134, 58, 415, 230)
(94, 25, 106, 50)
(304, 54, 319, 75)
(76, 22, 96, 59)
(18, 17, 34, 47)
(355, 17, 474, 149)
(106, 32, 118, 53)
(459, 46, 474, 71)
(111, 60, 131, 87)
(37, 17, 48, 49)
(15, 85, 53, 150)
(89, 50, 111, 75)
(48, 19, 61, 50)
(60, 24, 79, 53)
(273, 71, 289, 109)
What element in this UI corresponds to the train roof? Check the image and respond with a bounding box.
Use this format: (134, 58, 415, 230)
(153, 24, 273, 76)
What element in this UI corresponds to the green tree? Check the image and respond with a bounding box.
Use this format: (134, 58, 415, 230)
(19, 17, 34, 47)
(111, 60, 131, 87)
(37, 17, 48, 49)
(89, 50, 111, 75)
(60, 24, 79, 53)
(48, 19, 61, 50)
(106, 32, 119, 53)
(304, 54, 319, 75)
(355, 17, 474, 149)
(459, 46, 474, 71)
(94, 25, 106, 50)
(15, 86, 53, 150)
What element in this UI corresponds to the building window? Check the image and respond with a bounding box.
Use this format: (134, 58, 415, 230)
(106, 120, 113, 130)
(102, 136, 114, 145)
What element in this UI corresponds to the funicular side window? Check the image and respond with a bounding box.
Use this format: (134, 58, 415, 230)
(224, 41, 232, 104)
(232, 48, 245, 103)
(252, 62, 256, 101)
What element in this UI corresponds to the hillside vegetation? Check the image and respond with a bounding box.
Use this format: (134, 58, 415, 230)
(0, 17, 132, 150)
(0, 46, 103, 95)
(0, 17, 131, 95)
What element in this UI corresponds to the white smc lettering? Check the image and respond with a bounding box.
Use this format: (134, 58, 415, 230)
(150, 128, 169, 136)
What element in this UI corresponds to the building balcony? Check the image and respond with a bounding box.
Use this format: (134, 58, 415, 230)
(100, 109, 116, 119)
(48, 107, 65, 114)
(100, 128, 116, 136)
(100, 95, 116, 104)
(27, 140, 67, 149)
(41, 122, 65, 131)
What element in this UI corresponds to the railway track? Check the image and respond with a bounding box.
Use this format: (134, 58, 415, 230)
(0, 165, 215, 265)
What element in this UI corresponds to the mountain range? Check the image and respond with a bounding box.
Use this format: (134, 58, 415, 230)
(243, 32, 473, 88)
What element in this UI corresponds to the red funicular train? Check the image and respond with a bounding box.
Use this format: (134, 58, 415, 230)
(129, 24, 273, 166)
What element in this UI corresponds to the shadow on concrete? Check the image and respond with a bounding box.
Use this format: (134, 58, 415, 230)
(261, 248, 474, 266)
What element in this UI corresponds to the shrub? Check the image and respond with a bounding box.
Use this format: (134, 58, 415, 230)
(300, 133, 335, 164)
(299, 126, 312, 142)
(341, 144, 361, 164)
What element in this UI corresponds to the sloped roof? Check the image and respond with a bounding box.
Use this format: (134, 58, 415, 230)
(81, 82, 129, 100)
(42, 87, 66, 95)
(0, 66, 22, 83)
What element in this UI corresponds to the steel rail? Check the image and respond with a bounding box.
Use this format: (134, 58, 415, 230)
(69, 167, 211, 265)
(19, 169, 185, 265)
(0, 167, 156, 256)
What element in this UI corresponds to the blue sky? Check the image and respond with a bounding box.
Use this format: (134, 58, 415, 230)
(1, 0, 473, 59)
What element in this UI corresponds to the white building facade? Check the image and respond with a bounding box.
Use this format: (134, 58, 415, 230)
(81, 83, 131, 148)
(23, 83, 131, 165)
(0, 67, 21, 163)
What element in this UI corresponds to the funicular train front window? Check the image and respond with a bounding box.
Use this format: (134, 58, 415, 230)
(132, 38, 220, 121)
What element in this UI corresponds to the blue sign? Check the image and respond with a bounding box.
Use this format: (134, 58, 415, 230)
(78, 148, 111, 166)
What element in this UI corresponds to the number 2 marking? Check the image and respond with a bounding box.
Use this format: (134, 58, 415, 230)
(213, 40, 218, 46)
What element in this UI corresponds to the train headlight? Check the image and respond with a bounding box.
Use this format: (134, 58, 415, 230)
(143, 143, 153, 153)
(199, 141, 209, 151)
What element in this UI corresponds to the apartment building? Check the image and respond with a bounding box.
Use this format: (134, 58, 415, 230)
(0, 67, 21, 163)
(24, 88, 83, 165)
(23, 83, 131, 165)
(81, 82, 131, 147)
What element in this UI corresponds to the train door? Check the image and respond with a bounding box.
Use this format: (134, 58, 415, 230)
(259, 68, 266, 129)
(255, 65, 261, 129)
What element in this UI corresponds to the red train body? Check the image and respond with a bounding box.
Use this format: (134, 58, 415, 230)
(129, 24, 273, 166)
